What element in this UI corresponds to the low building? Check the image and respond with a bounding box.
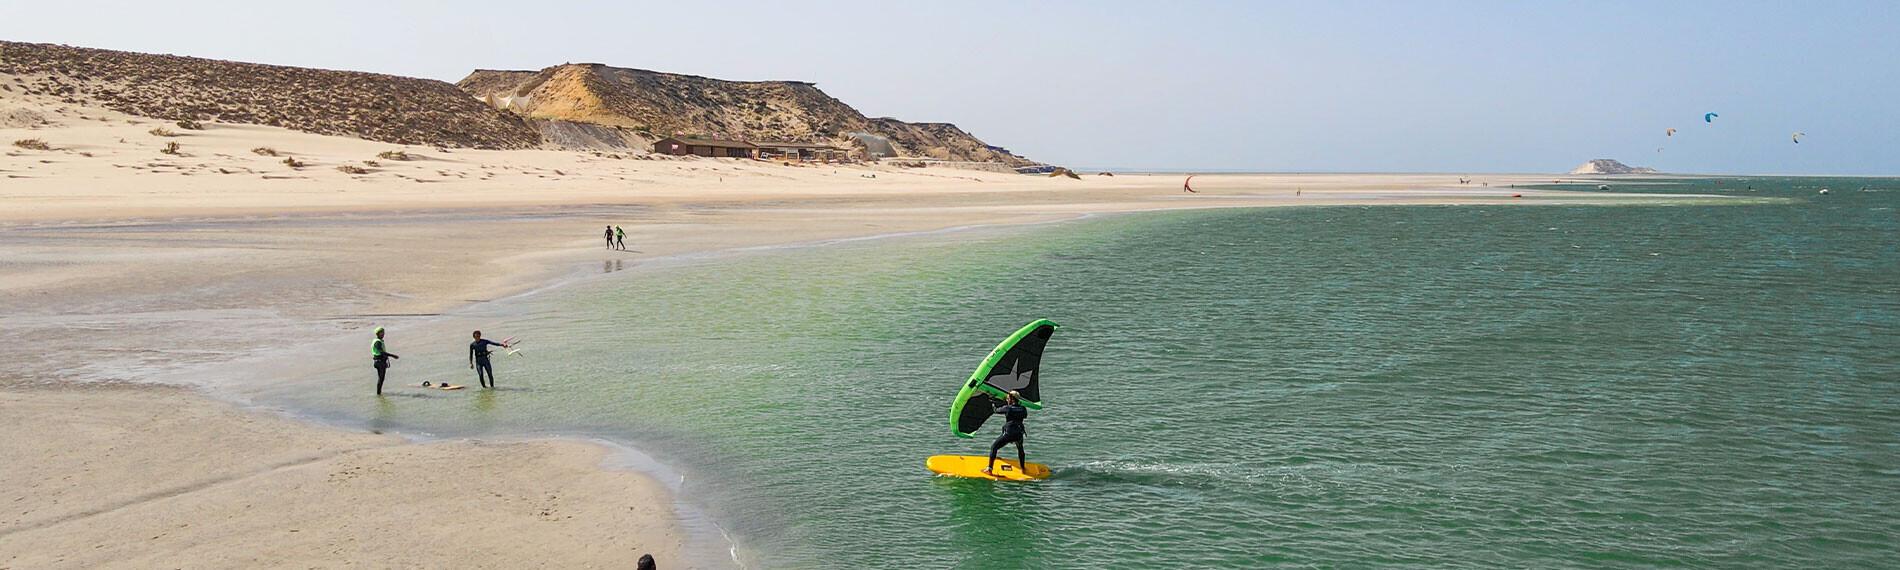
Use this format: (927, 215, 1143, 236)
(754, 141, 850, 163)
(652, 137, 757, 158)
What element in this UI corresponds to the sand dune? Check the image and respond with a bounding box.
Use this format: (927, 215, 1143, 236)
(0, 40, 538, 149)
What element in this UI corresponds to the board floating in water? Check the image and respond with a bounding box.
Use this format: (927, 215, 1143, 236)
(927, 455, 1051, 481)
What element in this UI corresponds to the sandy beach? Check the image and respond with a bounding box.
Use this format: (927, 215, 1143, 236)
(1, 91, 1688, 568)
(0, 383, 680, 568)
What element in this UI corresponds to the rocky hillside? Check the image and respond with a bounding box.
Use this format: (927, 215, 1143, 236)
(866, 119, 1020, 163)
(0, 41, 539, 149)
(1569, 159, 1658, 175)
(459, 64, 1032, 165)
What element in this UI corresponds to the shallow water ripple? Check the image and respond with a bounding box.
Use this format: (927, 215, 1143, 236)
(256, 178, 1899, 568)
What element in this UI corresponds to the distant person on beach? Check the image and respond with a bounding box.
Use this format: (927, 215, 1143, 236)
(371, 327, 400, 395)
(469, 330, 506, 389)
(615, 226, 627, 250)
(637, 553, 657, 570)
(982, 390, 1030, 476)
(604, 226, 615, 249)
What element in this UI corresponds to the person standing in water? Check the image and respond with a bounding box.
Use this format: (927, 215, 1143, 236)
(614, 225, 627, 250)
(469, 330, 506, 389)
(983, 390, 1030, 476)
(604, 226, 615, 249)
(371, 327, 400, 395)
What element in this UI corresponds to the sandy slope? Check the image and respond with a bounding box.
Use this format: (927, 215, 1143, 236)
(0, 90, 1685, 568)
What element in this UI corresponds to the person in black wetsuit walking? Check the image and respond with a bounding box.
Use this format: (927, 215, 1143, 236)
(469, 330, 506, 389)
(983, 390, 1030, 475)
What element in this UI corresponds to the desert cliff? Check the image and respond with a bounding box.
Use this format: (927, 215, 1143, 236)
(459, 63, 1032, 164)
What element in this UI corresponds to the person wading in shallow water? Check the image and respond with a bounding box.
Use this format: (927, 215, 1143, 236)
(982, 390, 1030, 476)
(371, 327, 400, 395)
(614, 225, 627, 250)
(468, 330, 506, 389)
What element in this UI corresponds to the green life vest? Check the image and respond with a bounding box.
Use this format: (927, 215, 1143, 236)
(371, 338, 386, 357)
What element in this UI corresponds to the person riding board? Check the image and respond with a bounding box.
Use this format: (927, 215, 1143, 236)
(371, 327, 400, 395)
(469, 330, 507, 389)
(982, 390, 1030, 476)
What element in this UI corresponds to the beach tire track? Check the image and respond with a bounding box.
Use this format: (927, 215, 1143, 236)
(0, 443, 392, 539)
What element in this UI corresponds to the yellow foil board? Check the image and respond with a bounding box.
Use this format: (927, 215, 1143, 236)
(926, 455, 1051, 481)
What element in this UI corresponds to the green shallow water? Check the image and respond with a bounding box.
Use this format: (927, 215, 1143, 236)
(247, 178, 1899, 568)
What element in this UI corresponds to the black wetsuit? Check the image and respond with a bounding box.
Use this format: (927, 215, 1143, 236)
(372, 338, 396, 395)
(470, 339, 503, 388)
(988, 403, 1028, 470)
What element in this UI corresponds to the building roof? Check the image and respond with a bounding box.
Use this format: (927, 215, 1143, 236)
(659, 137, 756, 148)
(753, 141, 848, 151)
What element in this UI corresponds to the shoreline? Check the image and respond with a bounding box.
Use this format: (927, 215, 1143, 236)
(0, 382, 687, 568)
(0, 193, 1719, 568)
(0, 192, 1724, 568)
(110, 211, 1143, 570)
(1, 99, 1729, 567)
(78, 197, 1713, 568)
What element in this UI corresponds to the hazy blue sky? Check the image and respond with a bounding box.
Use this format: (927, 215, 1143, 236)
(5, 1, 1896, 174)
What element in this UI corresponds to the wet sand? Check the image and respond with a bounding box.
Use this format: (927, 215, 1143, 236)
(0, 383, 679, 568)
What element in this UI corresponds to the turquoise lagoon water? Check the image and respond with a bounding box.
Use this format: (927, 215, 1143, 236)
(242, 178, 1899, 568)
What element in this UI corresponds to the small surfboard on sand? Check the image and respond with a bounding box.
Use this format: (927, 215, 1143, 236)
(927, 455, 1051, 481)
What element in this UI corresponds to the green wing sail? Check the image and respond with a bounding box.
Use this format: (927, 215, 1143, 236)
(950, 319, 1058, 438)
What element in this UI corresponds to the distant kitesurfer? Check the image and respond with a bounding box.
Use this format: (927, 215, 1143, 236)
(983, 391, 1030, 476)
(371, 327, 400, 395)
(604, 226, 615, 249)
(469, 330, 506, 389)
(614, 226, 627, 250)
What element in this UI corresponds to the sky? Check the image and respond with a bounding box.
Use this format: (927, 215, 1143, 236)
(4, 0, 1896, 174)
